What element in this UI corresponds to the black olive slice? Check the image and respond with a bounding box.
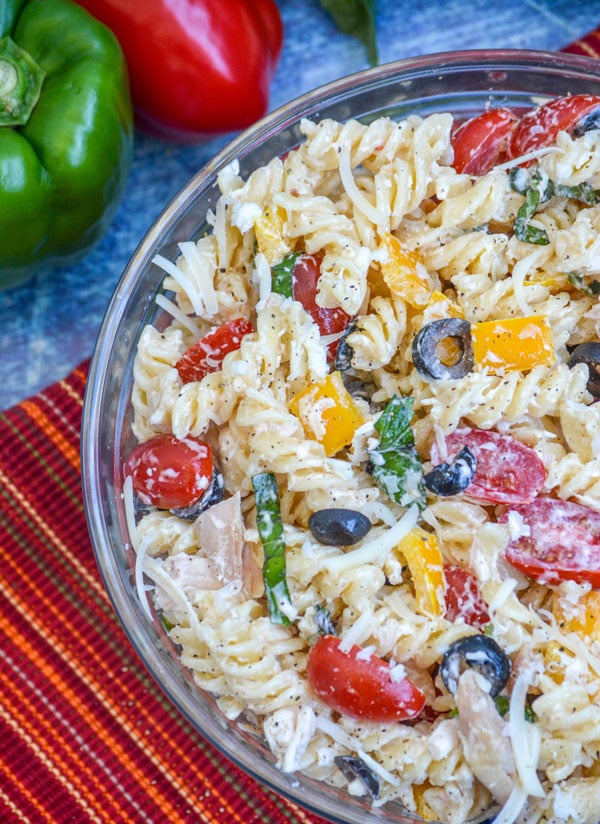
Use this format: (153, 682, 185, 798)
(314, 604, 337, 636)
(334, 755, 380, 800)
(340, 374, 377, 403)
(308, 508, 372, 546)
(424, 445, 476, 496)
(335, 319, 358, 372)
(334, 320, 378, 403)
(568, 342, 600, 398)
(412, 318, 474, 380)
(440, 635, 511, 698)
(170, 468, 225, 520)
(573, 106, 600, 137)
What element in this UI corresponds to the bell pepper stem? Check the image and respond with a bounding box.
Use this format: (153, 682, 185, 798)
(0, 36, 45, 126)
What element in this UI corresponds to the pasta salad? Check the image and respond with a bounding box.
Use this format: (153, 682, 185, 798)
(124, 94, 600, 824)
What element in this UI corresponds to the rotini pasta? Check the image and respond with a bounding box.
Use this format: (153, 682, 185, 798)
(124, 98, 600, 824)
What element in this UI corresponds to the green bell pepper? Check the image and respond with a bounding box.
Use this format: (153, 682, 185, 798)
(0, 0, 133, 288)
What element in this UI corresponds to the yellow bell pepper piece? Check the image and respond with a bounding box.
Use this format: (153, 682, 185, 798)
(395, 527, 445, 617)
(378, 233, 431, 308)
(413, 784, 440, 821)
(543, 641, 568, 685)
(290, 371, 364, 457)
(544, 591, 600, 683)
(471, 314, 554, 374)
(420, 290, 465, 326)
(553, 590, 600, 640)
(524, 271, 570, 291)
(254, 205, 290, 265)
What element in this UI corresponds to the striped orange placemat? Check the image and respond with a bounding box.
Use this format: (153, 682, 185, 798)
(0, 361, 327, 824)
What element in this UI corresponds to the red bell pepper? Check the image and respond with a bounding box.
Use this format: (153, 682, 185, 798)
(75, 0, 283, 142)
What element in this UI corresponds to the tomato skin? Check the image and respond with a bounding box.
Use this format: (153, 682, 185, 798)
(502, 498, 600, 587)
(292, 254, 352, 345)
(508, 94, 600, 159)
(124, 434, 214, 509)
(430, 428, 546, 505)
(451, 108, 519, 175)
(75, 0, 283, 141)
(443, 566, 490, 629)
(306, 635, 426, 722)
(176, 318, 254, 384)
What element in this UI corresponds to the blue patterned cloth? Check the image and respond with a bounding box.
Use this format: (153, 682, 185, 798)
(2, 0, 600, 408)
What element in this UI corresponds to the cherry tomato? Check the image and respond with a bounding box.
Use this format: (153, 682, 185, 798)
(502, 498, 600, 587)
(292, 254, 352, 351)
(508, 94, 600, 159)
(176, 317, 254, 383)
(430, 428, 545, 505)
(443, 565, 490, 629)
(124, 434, 214, 509)
(451, 108, 519, 175)
(306, 635, 426, 722)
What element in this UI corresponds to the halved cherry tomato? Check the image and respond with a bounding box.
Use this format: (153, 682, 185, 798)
(430, 428, 546, 505)
(502, 498, 600, 587)
(451, 108, 519, 175)
(124, 434, 214, 509)
(508, 94, 600, 159)
(443, 565, 490, 629)
(292, 254, 352, 349)
(306, 635, 426, 722)
(176, 317, 254, 384)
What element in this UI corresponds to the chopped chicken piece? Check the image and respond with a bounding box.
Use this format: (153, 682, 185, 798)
(242, 542, 265, 599)
(264, 706, 316, 772)
(455, 669, 516, 804)
(195, 492, 263, 597)
(154, 553, 222, 614)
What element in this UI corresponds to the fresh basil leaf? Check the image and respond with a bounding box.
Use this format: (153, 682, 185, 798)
(514, 214, 549, 245)
(568, 272, 600, 296)
(508, 166, 530, 195)
(320, 0, 378, 65)
(494, 694, 537, 723)
(510, 165, 600, 245)
(161, 614, 175, 632)
(555, 181, 600, 205)
(271, 251, 298, 299)
(374, 394, 415, 451)
(252, 472, 293, 625)
(368, 396, 426, 510)
(510, 167, 550, 245)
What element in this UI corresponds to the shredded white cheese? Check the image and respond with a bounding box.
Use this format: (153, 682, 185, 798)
(123, 475, 153, 620)
(253, 252, 272, 307)
(488, 578, 519, 613)
(492, 781, 529, 824)
(339, 611, 377, 652)
(178, 241, 219, 317)
(315, 716, 400, 787)
(509, 670, 545, 798)
(143, 556, 205, 639)
(153, 253, 205, 317)
(322, 505, 419, 574)
(154, 293, 202, 337)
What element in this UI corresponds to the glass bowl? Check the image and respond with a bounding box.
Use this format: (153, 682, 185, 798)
(81, 49, 600, 824)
